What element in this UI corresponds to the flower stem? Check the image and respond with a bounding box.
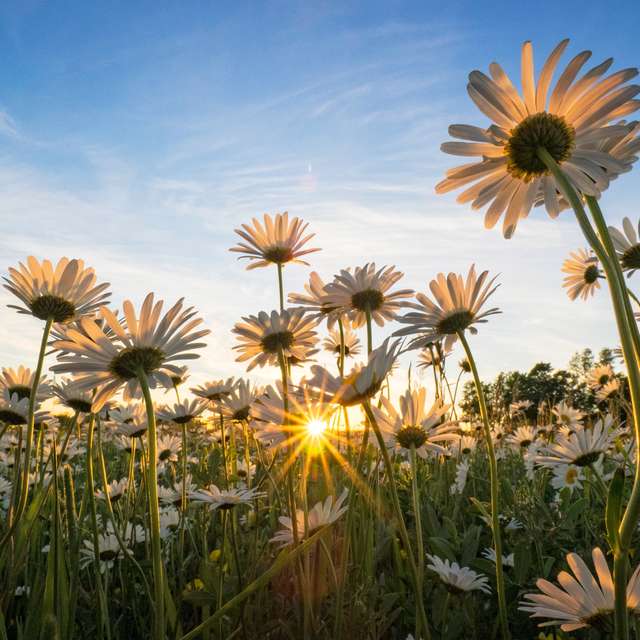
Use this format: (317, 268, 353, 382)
(137, 369, 166, 640)
(277, 262, 285, 312)
(10, 316, 53, 535)
(537, 148, 640, 639)
(456, 330, 509, 640)
(410, 445, 425, 640)
(362, 401, 431, 640)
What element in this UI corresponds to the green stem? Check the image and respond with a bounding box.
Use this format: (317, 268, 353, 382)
(537, 148, 640, 639)
(456, 331, 509, 640)
(410, 446, 425, 640)
(137, 369, 166, 640)
(362, 402, 431, 640)
(277, 262, 285, 312)
(10, 316, 53, 535)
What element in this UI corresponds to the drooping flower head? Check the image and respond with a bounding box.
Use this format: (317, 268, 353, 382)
(323, 263, 414, 328)
(394, 265, 500, 350)
(191, 378, 237, 404)
(232, 309, 318, 371)
(306, 338, 400, 406)
(4, 257, 111, 323)
(50, 377, 94, 414)
(270, 490, 348, 546)
(561, 249, 602, 300)
(229, 212, 320, 270)
(426, 555, 491, 594)
(436, 40, 640, 237)
(51, 293, 210, 411)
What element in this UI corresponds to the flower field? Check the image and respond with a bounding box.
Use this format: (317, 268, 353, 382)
(2, 37, 640, 640)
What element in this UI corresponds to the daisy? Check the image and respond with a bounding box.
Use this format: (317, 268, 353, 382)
(159, 477, 195, 507)
(0, 366, 50, 402)
(110, 403, 148, 438)
(552, 402, 585, 430)
(519, 547, 615, 632)
(156, 398, 207, 424)
(288, 272, 341, 328)
(156, 434, 182, 463)
(323, 263, 414, 328)
(371, 387, 456, 457)
(586, 364, 615, 390)
(270, 490, 348, 547)
(232, 309, 318, 371)
(167, 365, 189, 390)
(447, 434, 479, 457)
(417, 341, 452, 370)
(509, 399, 532, 417)
(191, 378, 237, 403)
(426, 555, 491, 594)
(596, 378, 621, 401)
(159, 508, 180, 539)
(394, 265, 500, 351)
(229, 212, 320, 270)
(536, 416, 619, 468)
(436, 39, 640, 238)
(221, 379, 262, 422)
(0, 390, 48, 426)
(550, 463, 584, 493)
(506, 425, 538, 449)
(482, 548, 515, 568)
(322, 325, 361, 359)
(50, 377, 94, 414)
(3, 256, 111, 323)
(306, 338, 400, 406)
(80, 530, 132, 573)
(609, 217, 640, 276)
(189, 484, 265, 510)
(95, 478, 128, 503)
(450, 459, 470, 495)
(51, 293, 209, 411)
(562, 249, 602, 301)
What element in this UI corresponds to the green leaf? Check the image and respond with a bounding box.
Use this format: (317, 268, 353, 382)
(606, 467, 625, 550)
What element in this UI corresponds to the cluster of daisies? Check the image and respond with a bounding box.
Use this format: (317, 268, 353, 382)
(1, 36, 640, 639)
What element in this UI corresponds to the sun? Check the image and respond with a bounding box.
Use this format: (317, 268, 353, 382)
(306, 419, 327, 438)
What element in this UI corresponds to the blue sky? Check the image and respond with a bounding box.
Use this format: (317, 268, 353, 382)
(0, 0, 639, 390)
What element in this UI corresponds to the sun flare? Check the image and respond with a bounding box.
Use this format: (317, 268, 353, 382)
(306, 419, 327, 438)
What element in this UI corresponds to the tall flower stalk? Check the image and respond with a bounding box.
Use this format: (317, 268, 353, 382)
(457, 331, 509, 639)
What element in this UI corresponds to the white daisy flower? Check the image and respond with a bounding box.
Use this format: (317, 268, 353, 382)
(3, 256, 111, 323)
(156, 398, 207, 424)
(436, 39, 640, 238)
(609, 217, 640, 277)
(288, 271, 341, 328)
(561, 248, 602, 301)
(233, 309, 318, 371)
(191, 378, 237, 403)
(270, 490, 348, 547)
(322, 324, 362, 359)
(586, 364, 615, 390)
(0, 366, 51, 403)
(519, 547, 616, 632)
(306, 338, 400, 406)
(95, 478, 128, 504)
(189, 484, 265, 510)
(221, 379, 262, 422)
(323, 263, 414, 328)
(482, 548, 515, 567)
(229, 212, 320, 270)
(394, 265, 501, 351)
(51, 293, 209, 411)
(371, 387, 456, 458)
(426, 554, 491, 594)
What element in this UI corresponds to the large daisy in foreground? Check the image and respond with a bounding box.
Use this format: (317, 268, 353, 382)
(436, 39, 640, 238)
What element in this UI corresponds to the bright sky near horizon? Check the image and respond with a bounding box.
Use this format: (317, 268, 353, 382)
(0, 0, 639, 392)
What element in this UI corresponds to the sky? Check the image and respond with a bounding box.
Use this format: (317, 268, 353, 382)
(0, 0, 639, 394)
